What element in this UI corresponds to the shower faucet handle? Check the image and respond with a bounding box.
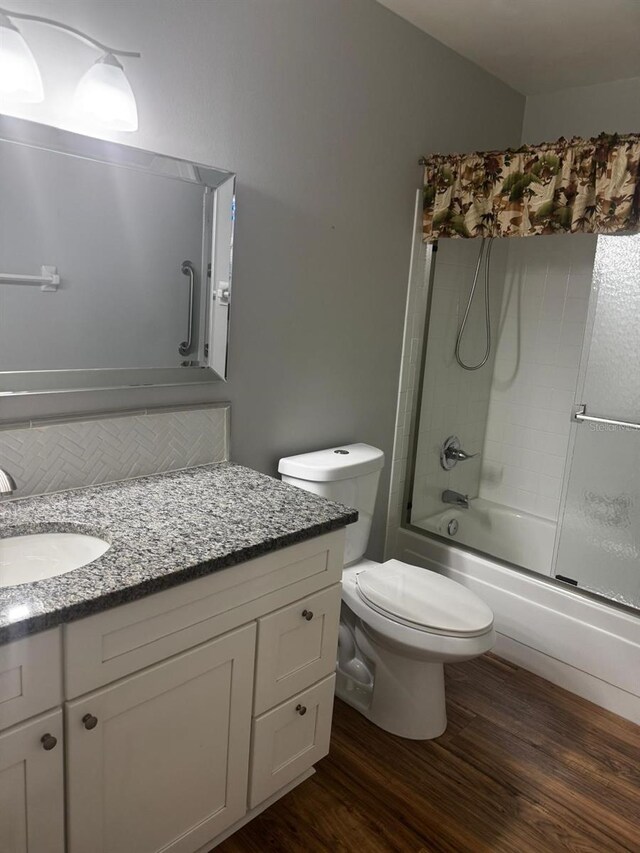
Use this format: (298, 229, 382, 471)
(447, 446, 477, 462)
(440, 436, 478, 470)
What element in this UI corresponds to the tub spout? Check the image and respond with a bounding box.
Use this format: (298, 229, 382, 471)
(442, 489, 469, 509)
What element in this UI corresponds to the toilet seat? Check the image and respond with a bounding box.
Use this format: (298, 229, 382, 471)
(355, 559, 494, 638)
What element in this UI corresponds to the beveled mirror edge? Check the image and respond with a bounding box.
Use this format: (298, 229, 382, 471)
(0, 114, 235, 187)
(0, 366, 227, 397)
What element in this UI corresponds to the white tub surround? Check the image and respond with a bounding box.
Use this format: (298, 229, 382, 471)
(479, 235, 596, 522)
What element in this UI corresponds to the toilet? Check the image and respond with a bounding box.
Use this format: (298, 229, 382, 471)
(278, 442, 495, 740)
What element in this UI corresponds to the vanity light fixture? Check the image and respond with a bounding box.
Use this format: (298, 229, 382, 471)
(74, 53, 138, 132)
(0, 11, 43, 102)
(0, 6, 141, 131)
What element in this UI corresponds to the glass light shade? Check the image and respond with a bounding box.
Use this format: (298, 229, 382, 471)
(73, 53, 138, 132)
(0, 16, 44, 103)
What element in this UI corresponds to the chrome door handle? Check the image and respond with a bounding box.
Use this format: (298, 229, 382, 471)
(178, 260, 195, 356)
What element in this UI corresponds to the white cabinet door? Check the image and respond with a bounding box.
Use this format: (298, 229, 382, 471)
(254, 585, 341, 714)
(66, 624, 255, 853)
(0, 709, 65, 853)
(249, 674, 336, 808)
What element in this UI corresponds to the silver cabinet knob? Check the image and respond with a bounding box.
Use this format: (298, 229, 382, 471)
(41, 733, 57, 751)
(82, 713, 98, 730)
(295, 704, 307, 716)
(302, 609, 313, 621)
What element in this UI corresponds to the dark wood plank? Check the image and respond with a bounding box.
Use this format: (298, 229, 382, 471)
(216, 655, 640, 853)
(445, 657, 640, 794)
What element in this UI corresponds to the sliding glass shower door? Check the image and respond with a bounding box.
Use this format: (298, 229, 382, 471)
(553, 234, 640, 608)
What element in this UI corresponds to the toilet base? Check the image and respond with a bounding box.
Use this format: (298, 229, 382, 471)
(336, 621, 447, 740)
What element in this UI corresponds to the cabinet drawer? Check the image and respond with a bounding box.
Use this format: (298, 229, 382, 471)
(249, 674, 335, 808)
(254, 584, 341, 714)
(65, 529, 344, 698)
(0, 630, 62, 731)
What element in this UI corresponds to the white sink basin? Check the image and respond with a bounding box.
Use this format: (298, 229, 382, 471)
(0, 532, 110, 588)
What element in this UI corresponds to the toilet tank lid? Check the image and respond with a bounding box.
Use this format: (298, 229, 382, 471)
(278, 443, 384, 482)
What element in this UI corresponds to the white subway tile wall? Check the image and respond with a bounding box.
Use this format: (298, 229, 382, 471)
(0, 405, 230, 499)
(478, 234, 596, 519)
(385, 230, 597, 559)
(410, 238, 508, 524)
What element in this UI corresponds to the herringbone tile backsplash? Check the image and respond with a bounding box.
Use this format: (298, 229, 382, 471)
(0, 405, 229, 499)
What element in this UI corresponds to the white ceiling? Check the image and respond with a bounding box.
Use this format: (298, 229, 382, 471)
(376, 0, 640, 94)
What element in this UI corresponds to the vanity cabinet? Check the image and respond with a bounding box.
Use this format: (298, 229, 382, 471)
(0, 528, 344, 853)
(0, 709, 65, 853)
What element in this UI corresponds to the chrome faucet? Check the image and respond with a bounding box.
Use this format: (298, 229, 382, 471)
(440, 436, 478, 471)
(0, 467, 17, 496)
(442, 489, 469, 509)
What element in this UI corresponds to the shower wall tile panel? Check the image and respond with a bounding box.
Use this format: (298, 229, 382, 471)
(410, 238, 508, 523)
(479, 234, 596, 520)
(0, 405, 229, 499)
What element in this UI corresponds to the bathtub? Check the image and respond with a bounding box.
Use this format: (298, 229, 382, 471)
(413, 497, 556, 576)
(394, 508, 640, 725)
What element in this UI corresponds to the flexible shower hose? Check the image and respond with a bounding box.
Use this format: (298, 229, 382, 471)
(455, 236, 494, 371)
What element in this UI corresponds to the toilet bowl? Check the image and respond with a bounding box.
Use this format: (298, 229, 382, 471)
(339, 559, 494, 738)
(278, 443, 495, 740)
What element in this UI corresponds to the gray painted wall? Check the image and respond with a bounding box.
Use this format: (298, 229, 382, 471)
(1, 0, 524, 557)
(523, 76, 640, 142)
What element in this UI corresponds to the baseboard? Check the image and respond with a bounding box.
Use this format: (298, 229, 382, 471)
(396, 528, 640, 725)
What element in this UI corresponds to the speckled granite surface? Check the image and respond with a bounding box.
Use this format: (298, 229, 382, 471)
(0, 463, 357, 644)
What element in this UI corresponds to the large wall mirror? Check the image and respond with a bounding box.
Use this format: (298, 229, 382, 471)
(0, 116, 235, 395)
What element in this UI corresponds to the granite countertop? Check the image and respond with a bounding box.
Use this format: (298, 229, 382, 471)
(0, 463, 357, 644)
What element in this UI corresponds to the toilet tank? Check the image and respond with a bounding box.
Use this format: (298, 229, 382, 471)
(278, 443, 384, 566)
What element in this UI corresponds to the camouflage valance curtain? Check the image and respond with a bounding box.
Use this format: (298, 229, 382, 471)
(422, 133, 640, 240)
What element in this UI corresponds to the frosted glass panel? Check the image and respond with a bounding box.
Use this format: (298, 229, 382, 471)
(555, 234, 640, 608)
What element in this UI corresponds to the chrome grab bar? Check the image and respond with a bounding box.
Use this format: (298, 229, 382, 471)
(0, 265, 60, 291)
(178, 260, 195, 356)
(573, 403, 640, 432)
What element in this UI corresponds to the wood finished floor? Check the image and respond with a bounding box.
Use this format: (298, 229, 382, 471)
(217, 654, 640, 853)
